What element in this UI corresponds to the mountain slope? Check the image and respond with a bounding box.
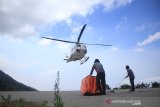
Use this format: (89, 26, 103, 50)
(0, 70, 37, 91)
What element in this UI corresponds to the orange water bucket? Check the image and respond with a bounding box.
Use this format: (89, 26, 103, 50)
(80, 76, 100, 96)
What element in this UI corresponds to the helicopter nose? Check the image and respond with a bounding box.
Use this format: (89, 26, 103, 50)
(76, 49, 80, 53)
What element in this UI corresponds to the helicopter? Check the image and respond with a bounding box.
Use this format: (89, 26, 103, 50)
(42, 24, 112, 64)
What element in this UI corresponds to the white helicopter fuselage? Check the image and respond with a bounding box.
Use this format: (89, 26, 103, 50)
(42, 24, 111, 64)
(66, 44, 87, 62)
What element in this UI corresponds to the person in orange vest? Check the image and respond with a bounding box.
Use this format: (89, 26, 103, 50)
(90, 59, 106, 95)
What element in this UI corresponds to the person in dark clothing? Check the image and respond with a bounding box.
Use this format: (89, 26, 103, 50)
(125, 65, 135, 91)
(90, 59, 106, 95)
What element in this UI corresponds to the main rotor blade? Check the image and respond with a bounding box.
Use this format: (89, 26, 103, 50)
(81, 43, 112, 46)
(41, 37, 76, 44)
(77, 24, 86, 44)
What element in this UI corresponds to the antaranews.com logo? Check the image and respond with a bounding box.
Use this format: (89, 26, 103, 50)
(105, 99, 141, 106)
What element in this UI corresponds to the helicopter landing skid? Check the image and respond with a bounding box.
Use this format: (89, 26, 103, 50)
(80, 57, 89, 65)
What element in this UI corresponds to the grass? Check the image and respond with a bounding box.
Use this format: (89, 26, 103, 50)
(0, 100, 40, 107)
(0, 95, 48, 107)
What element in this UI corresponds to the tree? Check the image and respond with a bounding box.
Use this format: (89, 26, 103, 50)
(119, 84, 131, 89)
(151, 82, 160, 88)
(135, 82, 150, 88)
(106, 84, 111, 90)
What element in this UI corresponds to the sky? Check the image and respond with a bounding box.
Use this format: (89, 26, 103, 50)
(0, 0, 160, 91)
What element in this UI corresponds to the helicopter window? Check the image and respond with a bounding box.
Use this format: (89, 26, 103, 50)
(76, 44, 81, 47)
(82, 45, 86, 48)
(71, 46, 77, 52)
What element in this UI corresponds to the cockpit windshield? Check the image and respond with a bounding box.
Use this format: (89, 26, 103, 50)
(81, 45, 86, 48)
